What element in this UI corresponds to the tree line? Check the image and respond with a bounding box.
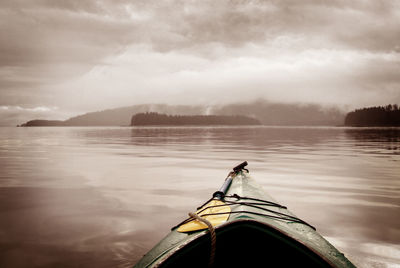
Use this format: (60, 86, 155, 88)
(131, 112, 261, 126)
(345, 104, 400, 126)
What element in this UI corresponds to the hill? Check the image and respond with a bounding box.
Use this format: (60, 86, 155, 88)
(213, 101, 344, 126)
(19, 101, 346, 127)
(64, 104, 206, 126)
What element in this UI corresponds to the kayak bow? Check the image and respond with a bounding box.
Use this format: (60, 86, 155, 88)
(134, 162, 356, 268)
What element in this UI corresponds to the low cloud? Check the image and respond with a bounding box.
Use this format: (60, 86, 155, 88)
(0, 0, 399, 125)
(0, 106, 68, 126)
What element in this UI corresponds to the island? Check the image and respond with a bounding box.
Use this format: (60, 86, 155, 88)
(131, 112, 261, 126)
(344, 104, 400, 127)
(19, 120, 66, 127)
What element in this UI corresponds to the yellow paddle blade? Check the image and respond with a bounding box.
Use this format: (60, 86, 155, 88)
(177, 200, 231, 233)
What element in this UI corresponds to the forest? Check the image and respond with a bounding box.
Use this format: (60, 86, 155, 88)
(131, 112, 261, 126)
(344, 104, 400, 126)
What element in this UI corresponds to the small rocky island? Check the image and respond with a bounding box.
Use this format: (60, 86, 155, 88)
(131, 112, 261, 126)
(345, 104, 400, 127)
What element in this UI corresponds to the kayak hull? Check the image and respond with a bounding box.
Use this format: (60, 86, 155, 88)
(134, 172, 355, 268)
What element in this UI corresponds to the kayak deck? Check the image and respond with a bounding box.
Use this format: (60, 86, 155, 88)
(134, 172, 355, 267)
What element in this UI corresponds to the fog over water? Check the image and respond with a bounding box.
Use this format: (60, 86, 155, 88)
(0, 126, 399, 267)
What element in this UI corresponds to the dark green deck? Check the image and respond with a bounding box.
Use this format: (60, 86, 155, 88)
(134, 172, 356, 267)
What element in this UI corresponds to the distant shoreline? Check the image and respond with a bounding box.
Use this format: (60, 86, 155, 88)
(16, 101, 346, 127)
(16, 125, 400, 128)
(130, 112, 261, 126)
(17, 103, 400, 127)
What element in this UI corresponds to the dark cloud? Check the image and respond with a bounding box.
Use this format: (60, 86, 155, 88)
(139, 0, 400, 53)
(2, 0, 399, 58)
(0, 0, 142, 111)
(0, 5, 136, 67)
(0, 0, 399, 125)
(1, 0, 398, 66)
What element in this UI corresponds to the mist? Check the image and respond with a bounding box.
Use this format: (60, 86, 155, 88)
(1, 0, 400, 125)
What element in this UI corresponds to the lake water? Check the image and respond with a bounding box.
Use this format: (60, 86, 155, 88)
(0, 126, 399, 267)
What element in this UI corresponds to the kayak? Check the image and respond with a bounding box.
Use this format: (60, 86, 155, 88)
(134, 162, 356, 268)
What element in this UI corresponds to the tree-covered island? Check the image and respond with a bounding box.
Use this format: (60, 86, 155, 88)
(131, 112, 261, 126)
(345, 104, 400, 127)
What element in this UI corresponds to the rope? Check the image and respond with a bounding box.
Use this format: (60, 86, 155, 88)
(225, 194, 287, 209)
(188, 212, 216, 267)
(173, 196, 316, 231)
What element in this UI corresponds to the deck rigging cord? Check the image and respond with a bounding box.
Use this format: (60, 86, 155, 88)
(175, 195, 316, 231)
(175, 161, 315, 267)
(175, 161, 316, 231)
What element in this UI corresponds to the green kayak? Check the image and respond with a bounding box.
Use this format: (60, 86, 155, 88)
(134, 162, 356, 268)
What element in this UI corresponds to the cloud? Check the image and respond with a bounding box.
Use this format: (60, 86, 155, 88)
(0, 3, 137, 68)
(2, 0, 398, 69)
(0, 0, 399, 125)
(0, 105, 68, 126)
(53, 42, 400, 112)
(1, 105, 53, 112)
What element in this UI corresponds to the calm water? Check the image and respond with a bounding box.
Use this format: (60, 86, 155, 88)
(0, 126, 399, 267)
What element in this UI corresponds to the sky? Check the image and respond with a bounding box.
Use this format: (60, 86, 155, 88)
(0, 0, 400, 125)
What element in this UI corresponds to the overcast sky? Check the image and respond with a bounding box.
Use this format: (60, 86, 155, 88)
(1, 0, 399, 125)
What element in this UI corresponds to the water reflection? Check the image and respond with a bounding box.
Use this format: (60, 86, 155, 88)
(0, 127, 399, 268)
(129, 126, 346, 150)
(345, 128, 400, 156)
